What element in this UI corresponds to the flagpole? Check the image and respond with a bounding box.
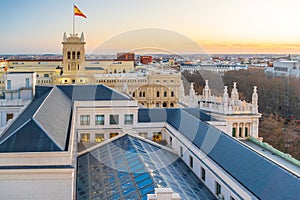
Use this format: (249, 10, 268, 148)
(73, 4, 75, 35)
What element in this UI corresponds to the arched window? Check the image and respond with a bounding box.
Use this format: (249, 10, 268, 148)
(77, 52, 80, 59)
(67, 51, 71, 59)
(72, 51, 75, 59)
(157, 91, 160, 97)
(171, 91, 174, 97)
(132, 92, 135, 97)
(170, 103, 174, 107)
(164, 91, 167, 97)
(163, 102, 167, 107)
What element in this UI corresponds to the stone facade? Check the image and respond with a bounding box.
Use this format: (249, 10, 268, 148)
(179, 80, 261, 138)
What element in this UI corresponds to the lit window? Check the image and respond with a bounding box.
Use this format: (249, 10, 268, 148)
(6, 113, 14, 122)
(201, 167, 206, 182)
(95, 115, 104, 125)
(110, 114, 119, 125)
(80, 115, 90, 125)
(110, 133, 119, 138)
(95, 133, 104, 143)
(80, 133, 90, 142)
(139, 132, 148, 139)
(153, 132, 162, 142)
(124, 114, 133, 125)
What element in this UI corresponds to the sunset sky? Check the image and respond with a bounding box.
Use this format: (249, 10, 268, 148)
(1, 0, 300, 54)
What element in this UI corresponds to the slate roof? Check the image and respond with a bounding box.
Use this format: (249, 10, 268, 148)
(139, 108, 300, 200)
(57, 85, 132, 101)
(0, 87, 72, 152)
(77, 135, 216, 200)
(0, 84, 133, 153)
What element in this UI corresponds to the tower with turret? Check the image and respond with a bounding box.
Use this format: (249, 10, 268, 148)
(62, 32, 86, 73)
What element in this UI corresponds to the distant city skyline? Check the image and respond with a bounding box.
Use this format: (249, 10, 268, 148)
(2, 0, 300, 54)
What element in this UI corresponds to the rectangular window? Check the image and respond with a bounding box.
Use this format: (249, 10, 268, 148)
(153, 132, 162, 142)
(95, 115, 104, 125)
(189, 155, 193, 168)
(95, 133, 105, 143)
(180, 146, 183, 157)
(124, 114, 133, 125)
(80, 133, 90, 142)
(201, 167, 206, 182)
(215, 182, 221, 195)
(25, 78, 30, 87)
(7, 80, 11, 89)
(80, 115, 90, 125)
(44, 74, 49, 78)
(110, 133, 119, 138)
(110, 114, 119, 125)
(139, 132, 148, 139)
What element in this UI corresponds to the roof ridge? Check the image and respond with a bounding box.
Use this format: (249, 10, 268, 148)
(33, 87, 54, 118)
(99, 84, 133, 100)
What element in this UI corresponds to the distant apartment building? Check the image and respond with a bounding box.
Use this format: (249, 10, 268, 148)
(117, 52, 135, 61)
(265, 60, 300, 77)
(180, 62, 248, 73)
(140, 55, 153, 64)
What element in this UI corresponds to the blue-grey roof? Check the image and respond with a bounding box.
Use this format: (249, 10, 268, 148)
(138, 108, 213, 123)
(58, 85, 132, 101)
(140, 108, 300, 200)
(0, 87, 72, 152)
(77, 135, 216, 200)
(33, 87, 72, 150)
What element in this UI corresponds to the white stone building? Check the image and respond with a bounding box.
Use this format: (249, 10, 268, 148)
(0, 72, 35, 128)
(179, 80, 261, 139)
(0, 85, 299, 200)
(265, 60, 300, 77)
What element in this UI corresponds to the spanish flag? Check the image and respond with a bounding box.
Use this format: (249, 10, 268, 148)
(74, 5, 87, 18)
